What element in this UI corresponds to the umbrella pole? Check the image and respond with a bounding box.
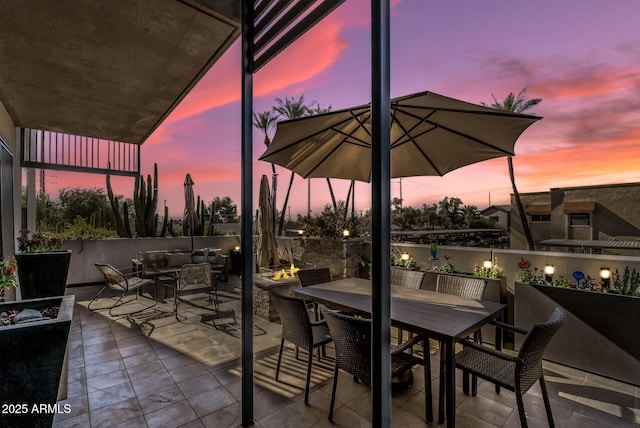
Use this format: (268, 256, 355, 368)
(371, 0, 392, 426)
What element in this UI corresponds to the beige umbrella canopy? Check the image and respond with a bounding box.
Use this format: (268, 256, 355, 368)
(183, 173, 200, 236)
(256, 175, 278, 268)
(259, 90, 541, 182)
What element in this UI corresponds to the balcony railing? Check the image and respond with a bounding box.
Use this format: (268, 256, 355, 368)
(20, 128, 139, 177)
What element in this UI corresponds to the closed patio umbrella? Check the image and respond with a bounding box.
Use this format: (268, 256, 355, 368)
(257, 175, 278, 267)
(259, 90, 541, 182)
(183, 173, 199, 236)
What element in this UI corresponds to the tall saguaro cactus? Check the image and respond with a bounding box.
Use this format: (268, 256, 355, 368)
(106, 173, 132, 238)
(134, 163, 160, 237)
(106, 163, 167, 237)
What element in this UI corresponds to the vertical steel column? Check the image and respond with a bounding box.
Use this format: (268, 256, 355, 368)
(371, 0, 391, 426)
(241, 0, 255, 426)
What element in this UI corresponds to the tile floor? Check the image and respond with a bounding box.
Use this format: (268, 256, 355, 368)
(52, 276, 639, 427)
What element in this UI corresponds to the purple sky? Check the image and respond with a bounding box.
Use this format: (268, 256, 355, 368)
(51, 0, 640, 218)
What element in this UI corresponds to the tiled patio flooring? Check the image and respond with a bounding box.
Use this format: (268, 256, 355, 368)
(53, 276, 639, 427)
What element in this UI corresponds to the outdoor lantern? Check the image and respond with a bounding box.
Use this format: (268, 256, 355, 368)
(234, 245, 241, 251)
(342, 229, 350, 238)
(600, 267, 611, 290)
(297, 229, 304, 236)
(401, 253, 410, 261)
(544, 264, 555, 282)
(483, 260, 492, 269)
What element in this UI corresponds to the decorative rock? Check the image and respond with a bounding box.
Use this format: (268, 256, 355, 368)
(13, 308, 43, 324)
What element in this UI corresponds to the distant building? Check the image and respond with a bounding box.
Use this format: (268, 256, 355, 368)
(480, 205, 511, 230)
(510, 182, 640, 254)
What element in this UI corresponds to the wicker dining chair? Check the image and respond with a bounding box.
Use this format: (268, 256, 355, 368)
(390, 267, 426, 290)
(298, 267, 331, 321)
(435, 273, 487, 422)
(455, 307, 567, 428)
(391, 267, 426, 348)
(91, 264, 156, 316)
(320, 305, 433, 423)
(270, 290, 333, 404)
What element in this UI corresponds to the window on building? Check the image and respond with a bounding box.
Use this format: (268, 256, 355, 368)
(569, 213, 590, 226)
(489, 215, 499, 223)
(531, 214, 550, 222)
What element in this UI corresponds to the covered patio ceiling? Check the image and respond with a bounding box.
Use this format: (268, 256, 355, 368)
(0, 0, 240, 144)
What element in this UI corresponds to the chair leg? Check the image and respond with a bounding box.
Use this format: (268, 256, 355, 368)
(87, 286, 107, 311)
(275, 339, 285, 381)
(305, 346, 313, 404)
(539, 377, 555, 428)
(516, 392, 528, 428)
(438, 343, 446, 424)
(423, 341, 433, 423)
(463, 369, 470, 395)
(329, 366, 339, 421)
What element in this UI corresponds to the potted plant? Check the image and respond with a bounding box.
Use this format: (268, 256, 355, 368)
(1, 256, 18, 301)
(15, 229, 72, 299)
(0, 294, 75, 427)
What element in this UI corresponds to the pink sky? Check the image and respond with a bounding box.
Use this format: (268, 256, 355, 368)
(48, 0, 640, 218)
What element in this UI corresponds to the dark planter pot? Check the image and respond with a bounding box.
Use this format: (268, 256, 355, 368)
(16, 250, 72, 299)
(515, 282, 640, 386)
(0, 294, 74, 427)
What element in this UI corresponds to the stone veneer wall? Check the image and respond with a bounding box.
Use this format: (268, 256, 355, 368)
(284, 237, 365, 280)
(252, 276, 300, 322)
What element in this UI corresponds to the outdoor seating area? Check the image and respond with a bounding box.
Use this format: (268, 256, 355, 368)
(50, 273, 640, 427)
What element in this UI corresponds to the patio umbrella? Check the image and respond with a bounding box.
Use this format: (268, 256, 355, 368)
(256, 175, 278, 267)
(259, 90, 541, 182)
(183, 173, 200, 236)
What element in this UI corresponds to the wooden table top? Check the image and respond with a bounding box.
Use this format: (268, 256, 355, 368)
(293, 278, 506, 342)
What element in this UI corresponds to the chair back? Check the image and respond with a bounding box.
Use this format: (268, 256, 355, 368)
(391, 267, 426, 290)
(177, 263, 211, 291)
(270, 290, 314, 349)
(517, 307, 566, 391)
(320, 305, 372, 385)
(436, 273, 487, 300)
(95, 263, 128, 291)
(298, 267, 331, 287)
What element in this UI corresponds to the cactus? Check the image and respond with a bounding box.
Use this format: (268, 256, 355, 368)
(106, 172, 132, 237)
(133, 163, 159, 237)
(160, 206, 168, 237)
(106, 163, 165, 237)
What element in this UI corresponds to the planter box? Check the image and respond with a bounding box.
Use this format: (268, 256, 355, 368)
(0, 295, 75, 427)
(16, 250, 72, 299)
(515, 282, 639, 386)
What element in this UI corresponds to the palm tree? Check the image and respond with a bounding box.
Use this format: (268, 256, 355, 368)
(482, 88, 542, 250)
(253, 110, 280, 233)
(272, 95, 313, 235)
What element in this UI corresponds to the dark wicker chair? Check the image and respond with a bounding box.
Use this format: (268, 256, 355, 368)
(391, 267, 427, 345)
(270, 290, 333, 404)
(298, 267, 331, 321)
(298, 267, 331, 287)
(320, 305, 433, 423)
(435, 273, 488, 422)
(455, 307, 566, 428)
(390, 267, 426, 290)
(91, 264, 155, 316)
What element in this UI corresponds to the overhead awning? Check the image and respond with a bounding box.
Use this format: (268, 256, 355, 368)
(564, 201, 596, 213)
(0, 0, 241, 144)
(525, 204, 551, 214)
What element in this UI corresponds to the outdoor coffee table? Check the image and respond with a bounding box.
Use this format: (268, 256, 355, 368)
(294, 277, 506, 428)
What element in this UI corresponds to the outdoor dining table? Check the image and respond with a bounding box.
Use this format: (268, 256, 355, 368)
(293, 277, 506, 428)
